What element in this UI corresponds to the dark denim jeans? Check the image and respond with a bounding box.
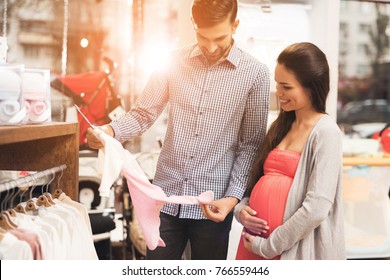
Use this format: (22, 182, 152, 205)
(146, 212, 233, 260)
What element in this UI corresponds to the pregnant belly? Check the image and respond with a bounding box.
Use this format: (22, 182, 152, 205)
(248, 175, 293, 237)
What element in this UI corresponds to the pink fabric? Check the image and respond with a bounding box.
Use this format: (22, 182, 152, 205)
(9, 228, 43, 260)
(95, 129, 214, 250)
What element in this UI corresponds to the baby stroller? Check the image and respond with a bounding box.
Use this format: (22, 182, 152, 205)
(51, 57, 124, 148)
(51, 57, 125, 259)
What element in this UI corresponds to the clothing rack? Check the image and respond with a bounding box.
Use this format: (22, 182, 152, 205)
(0, 164, 67, 193)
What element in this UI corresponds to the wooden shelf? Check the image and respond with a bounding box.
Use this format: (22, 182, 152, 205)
(0, 122, 78, 144)
(0, 122, 79, 200)
(343, 155, 390, 166)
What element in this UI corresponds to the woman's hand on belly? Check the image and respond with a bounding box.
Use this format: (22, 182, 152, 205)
(242, 230, 256, 253)
(239, 205, 269, 235)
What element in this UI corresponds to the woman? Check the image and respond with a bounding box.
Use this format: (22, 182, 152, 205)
(234, 42, 346, 260)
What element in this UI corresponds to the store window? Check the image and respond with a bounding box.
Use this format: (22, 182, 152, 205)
(337, 0, 390, 135)
(359, 23, 370, 33)
(356, 64, 370, 76)
(357, 43, 370, 56)
(340, 22, 349, 38)
(360, 2, 373, 15)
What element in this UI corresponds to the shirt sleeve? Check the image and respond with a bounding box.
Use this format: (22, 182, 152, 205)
(110, 69, 170, 143)
(225, 64, 270, 200)
(251, 124, 343, 258)
(233, 197, 249, 223)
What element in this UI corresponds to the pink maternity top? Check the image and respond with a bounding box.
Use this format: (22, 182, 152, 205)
(236, 148, 300, 260)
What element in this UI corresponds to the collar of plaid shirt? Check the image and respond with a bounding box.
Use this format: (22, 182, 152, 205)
(188, 41, 240, 68)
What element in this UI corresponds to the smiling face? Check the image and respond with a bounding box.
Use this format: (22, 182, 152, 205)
(193, 17, 239, 65)
(274, 63, 313, 113)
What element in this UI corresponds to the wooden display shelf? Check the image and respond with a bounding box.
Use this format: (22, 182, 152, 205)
(0, 122, 79, 200)
(343, 154, 390, 166)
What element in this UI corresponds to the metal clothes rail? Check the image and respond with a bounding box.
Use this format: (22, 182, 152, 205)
(0, 164, 67, 193)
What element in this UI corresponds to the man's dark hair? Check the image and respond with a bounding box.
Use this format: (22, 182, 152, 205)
(192, 0, 238, 28)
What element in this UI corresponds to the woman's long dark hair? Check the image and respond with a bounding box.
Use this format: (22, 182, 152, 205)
(245, 42, 330, 196)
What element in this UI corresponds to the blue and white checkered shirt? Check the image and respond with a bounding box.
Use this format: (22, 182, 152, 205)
(111, 43, 270, 219)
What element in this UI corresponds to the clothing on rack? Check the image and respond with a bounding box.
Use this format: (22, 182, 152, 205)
(0, 232, 34, 260)
(95, 129, 214, 250)
(57, 192, 93, 237)
(8, 228, 43, 260)
(0, 165, 98, 260)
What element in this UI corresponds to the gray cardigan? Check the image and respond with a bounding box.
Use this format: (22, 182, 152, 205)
(234, 114, 346, 260)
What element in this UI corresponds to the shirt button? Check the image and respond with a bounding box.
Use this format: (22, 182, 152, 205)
(195, 133, 199, 137)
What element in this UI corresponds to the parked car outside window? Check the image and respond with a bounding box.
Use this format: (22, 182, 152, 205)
(337, 99, 389, 125)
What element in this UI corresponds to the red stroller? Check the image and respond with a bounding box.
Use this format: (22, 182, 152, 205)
(51, 57, 123, 147)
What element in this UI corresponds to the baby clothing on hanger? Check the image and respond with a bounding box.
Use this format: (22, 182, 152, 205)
(57, 192, 93, 237)
(8, 228, 43, 260)
(95, 129, 214, 250)
(13, 209, 53, 260)
(33, 209, 71, 259)
(0, 232, 34, 260)
(50, 199, 98, 260)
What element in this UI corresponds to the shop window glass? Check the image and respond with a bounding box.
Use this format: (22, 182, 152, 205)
(360, 2, 373, 15)
(338, 0, 390, 134)
(357, 43, 369, 56)
(359, 23, 370, 33)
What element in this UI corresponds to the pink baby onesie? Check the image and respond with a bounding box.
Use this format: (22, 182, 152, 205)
(94, 129, 214, 250)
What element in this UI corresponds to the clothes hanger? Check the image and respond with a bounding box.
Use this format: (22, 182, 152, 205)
(0, 183, 17, 230)
(25, 200, 38, 211)
(1, 182, 18, 226)
(43, 171, 56, 205)
(7, 182, 20, 217)
(25, 174, 38, 212)
(0, 227, 6, 240)
(15, 198, 27, 214)
(44, 192, 55, 205)
(36, 195, 52, 207)
(0, 213, 16, 230)
(15, 177, 29, 214)
(36, 175, 52, 208)
(0, 211, 17, 229)
(52, 166, 65, 199)
(52, 188, 63, 199)
(36, 173, 53, 207)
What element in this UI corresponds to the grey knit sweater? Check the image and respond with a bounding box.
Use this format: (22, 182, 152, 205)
(234, 114, 346, 260)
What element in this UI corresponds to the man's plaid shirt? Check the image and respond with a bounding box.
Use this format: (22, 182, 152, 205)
(111, 43, 270, 219)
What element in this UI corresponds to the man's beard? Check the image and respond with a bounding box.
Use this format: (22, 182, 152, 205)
(202, 43, 232, 63)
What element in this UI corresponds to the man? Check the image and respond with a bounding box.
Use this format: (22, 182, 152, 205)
(86, 0, 270, 260)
